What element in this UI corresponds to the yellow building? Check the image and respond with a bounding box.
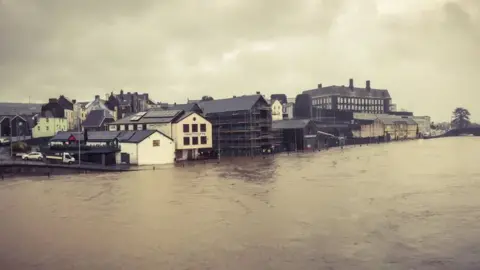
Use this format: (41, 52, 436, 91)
(172, 112, 212, 160)
(32, 118, 69, 138)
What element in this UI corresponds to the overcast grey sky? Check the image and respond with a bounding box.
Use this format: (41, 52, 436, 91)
(0, 0, 478, 121)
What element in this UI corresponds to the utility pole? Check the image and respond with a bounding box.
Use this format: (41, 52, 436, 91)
(78, 109, 81, 165)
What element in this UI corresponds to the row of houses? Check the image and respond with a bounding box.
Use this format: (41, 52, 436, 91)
(3, 77, 432, 166)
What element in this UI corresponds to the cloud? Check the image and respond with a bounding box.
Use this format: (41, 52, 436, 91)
(0, 0, 478, 121)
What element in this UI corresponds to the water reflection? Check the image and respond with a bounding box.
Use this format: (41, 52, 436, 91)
(1, 138, 480, 269)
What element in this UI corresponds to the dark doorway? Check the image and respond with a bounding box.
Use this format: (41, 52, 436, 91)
(121, 153, 130, 164)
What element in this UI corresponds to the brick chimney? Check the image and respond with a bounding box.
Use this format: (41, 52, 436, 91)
(366, 80, 371, 91)
(95, 95, 100, 100)
(349, 78, 354, 90)
(318, 83, 322, 89)
(72, 99, 76, 104)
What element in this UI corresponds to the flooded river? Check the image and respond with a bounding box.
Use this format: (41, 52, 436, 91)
(1, 138, 480, 269)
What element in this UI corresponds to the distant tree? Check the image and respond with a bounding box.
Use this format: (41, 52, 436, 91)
(451, 107, 471, 129)
(201, 96, 214, 101)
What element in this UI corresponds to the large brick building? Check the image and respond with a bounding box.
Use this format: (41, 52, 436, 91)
(303, 79, 392, 114)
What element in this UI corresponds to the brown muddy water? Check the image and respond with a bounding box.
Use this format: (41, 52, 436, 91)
(1, 138, 480, 270)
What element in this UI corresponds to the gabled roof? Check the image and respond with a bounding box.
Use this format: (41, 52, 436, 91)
(50, 130, 172, 144)
(174, 111, 208, 123)
(83, 109, 114, 128)
(109, 110, 184, 125)
(272, 119, 314, 130)
(58, 96, 74, 110)
(168, 103, 202, 113)
(199, 95, 267, 115)
(304, 85, 391, 99)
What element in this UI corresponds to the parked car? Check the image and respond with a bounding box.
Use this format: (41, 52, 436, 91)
(22, 152, 44, 161)
(0, 137, 10, 146)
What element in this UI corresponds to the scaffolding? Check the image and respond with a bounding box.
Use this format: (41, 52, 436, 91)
(208, 104, 274, 157)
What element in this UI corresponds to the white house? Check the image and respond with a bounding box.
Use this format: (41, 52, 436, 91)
(117, 130, 175, 165)
(270, 99, 283, 121)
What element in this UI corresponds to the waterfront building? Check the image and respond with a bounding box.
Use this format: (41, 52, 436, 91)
(354, 113, 418, 140)
(272, 119, 320, 152)
(198, 95, 273, 156)
(412, 116, 431, 136)
(32, 117, 68, 138)
(0, 115, 30, 137)
(303, 79, 392, 114)
(107, 110, 212, 160)
(116, 130, 175, 165)
(48, 130, 175, 165)
(82, 109, 115, 132)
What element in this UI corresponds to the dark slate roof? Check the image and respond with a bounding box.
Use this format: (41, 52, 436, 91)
(272, 119, 313, 130)
(58, 96, 74, 110)
(303, 85, 391, 99)
(118, 130, 172, 142)
(110, 110, 183, 125)
(199, 95, 266, 115)
(168, 103, 202, 112)
(50, 132, 84, 142)
(0, 103, 43, 116)
(83, 109, 114, 128)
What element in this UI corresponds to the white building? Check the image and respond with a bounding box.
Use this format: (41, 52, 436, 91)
(117, 130, 175, 165)
(270, 99, 283, 121)
(108, 110, 212, 160)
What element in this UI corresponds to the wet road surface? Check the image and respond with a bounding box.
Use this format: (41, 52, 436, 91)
(1, 138, 480, 269)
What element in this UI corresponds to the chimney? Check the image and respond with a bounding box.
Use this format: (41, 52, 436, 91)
(318, 83, 322, 89)
(72, 99, 76, 104)
(134, 92, 138, 95)
(256, 91, 261, 95)
(95, 95, 100, 100)
(349, 78, 354, 90)
(233, 95, 236, 98)
(120, 89, 124, 95)
(366, 80, 371, 91)
(49, 98, 58, 103)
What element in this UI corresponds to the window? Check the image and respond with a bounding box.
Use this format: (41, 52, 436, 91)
(46, 118, 49, 122)
(183, 124, 189, 132)
(192, 124, 198, 132)
(192, 137, 199, 145)
(183, 137, 190, 145)
(46, 126, 49, 131)
(200, 124, 206, 132)
(201, 136, 207, 144)
(37, 126, 40, 131)
(153, 140, 160, 147)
